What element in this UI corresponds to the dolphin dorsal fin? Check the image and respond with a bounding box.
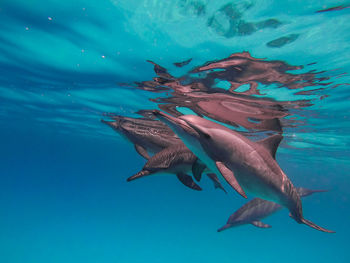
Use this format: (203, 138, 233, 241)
(256, 134, 283, 159)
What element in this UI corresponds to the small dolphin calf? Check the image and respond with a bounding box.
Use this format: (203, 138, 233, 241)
(127, 144, 226, 192)
(153, 110, 334, 233)
(218, 187, 327, 231)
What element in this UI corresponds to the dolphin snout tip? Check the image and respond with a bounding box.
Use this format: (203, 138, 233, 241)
(217, 227, 225, 232)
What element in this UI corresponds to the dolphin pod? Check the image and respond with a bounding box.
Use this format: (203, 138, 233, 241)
(153, 110, 334, 233)
(101, 115, 226, 192)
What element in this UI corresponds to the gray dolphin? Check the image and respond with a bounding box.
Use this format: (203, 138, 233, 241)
(153, 110, 334, 233)
(101, 116, 182, 159)
(218, 187, 327, 231)
(127, 144, 227, 192)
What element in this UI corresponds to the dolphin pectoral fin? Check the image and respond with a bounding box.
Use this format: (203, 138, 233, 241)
(127, 170, 151, 181)
(289, 213, 335, 233)
(251, 221, 272, 228)
(134, 144, 150, 160)
(215, 162, 247, 198)
(207, 173, 227, 194)
(256, 134, 283, 159)
(192, 159, 206, 181)
(176, 173, 202, 191)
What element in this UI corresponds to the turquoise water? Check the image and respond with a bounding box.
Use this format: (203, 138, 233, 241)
(1, 0, 350, 262)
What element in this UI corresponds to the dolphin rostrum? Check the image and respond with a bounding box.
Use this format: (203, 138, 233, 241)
(218, 187, 327, 231)
(153, 110, 334, 233)
(101, 115, 182, 159)
(127, 144, 226, 192)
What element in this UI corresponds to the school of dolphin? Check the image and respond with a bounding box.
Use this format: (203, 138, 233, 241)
(102, 52, 335, 233)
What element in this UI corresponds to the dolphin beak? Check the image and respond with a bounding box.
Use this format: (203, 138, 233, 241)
(101, 116, 122, 130)
(152, 110, 200, 138)
(101, 119, 118, 129)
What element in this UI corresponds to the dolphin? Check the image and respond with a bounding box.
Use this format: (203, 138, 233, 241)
(153, 110, 334, 233)
(127, 144, 227, 192)
(218, 187, 327, 231)
(101, 115, 182, 159)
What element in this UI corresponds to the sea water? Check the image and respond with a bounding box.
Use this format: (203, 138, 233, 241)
(0, 0, 349, 262)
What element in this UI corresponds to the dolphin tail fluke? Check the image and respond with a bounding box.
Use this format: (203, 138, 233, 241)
(127, 170, 151, 182)
(300, 217, 335, 233)
(297, 187, 328, 197)
(217, 224, 232, 232)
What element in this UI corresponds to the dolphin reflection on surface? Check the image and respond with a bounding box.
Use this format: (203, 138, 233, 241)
(131, 52, 327, 134)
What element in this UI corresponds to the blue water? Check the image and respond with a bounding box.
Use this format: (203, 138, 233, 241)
(1, 0, 350, 262)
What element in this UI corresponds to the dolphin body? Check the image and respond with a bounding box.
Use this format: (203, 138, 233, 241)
(153, 110, 334, 233)
(218, 187, 327, 231)
(127, 144, 227, 192)
(101, 115, 225, 192)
